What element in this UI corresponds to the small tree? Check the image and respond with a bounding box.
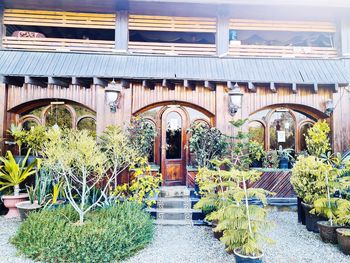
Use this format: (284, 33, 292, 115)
(25, 125, 49, 156)
(42, 127, 137, 224)
(127, 116, 157, 159)
(305, 120, 331, 157)
(188, 122, 228, 168)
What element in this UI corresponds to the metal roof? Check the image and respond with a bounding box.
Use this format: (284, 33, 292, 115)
(0, 50, 349, 85)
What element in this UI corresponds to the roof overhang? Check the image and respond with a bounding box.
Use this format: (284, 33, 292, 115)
(0, 50, 348, 90)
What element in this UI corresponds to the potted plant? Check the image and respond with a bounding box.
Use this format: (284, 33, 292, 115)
(277, 146, 294, 169)
(312, 197, 350, 244)
(194, 159, 237, 239)
(291, 156, 333, 232)
(7, 124, 28, 165)
(16, 168, 51, 220)
(337, 228, 350, 255)
(248, 140, 265, 168)
(211, 168, 273, 263)
(0, 150, 39, 218)
(262, 150, 279, 169)
(25, 125, 48, 165)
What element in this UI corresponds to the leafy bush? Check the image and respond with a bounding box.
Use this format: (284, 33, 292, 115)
(247, 140, 265, 162)
(305, 120, 331, 157)
(12, 202, 154, 263)
(188, 122, 228, 168)
(127, 116, 157, 159)
(263, 150, 279, 169)
(291, 156, 337, 205)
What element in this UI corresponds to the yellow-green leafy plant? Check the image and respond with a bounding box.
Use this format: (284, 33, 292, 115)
(305, 120, 331, 157)
(211, 168, 273, 256)
(42, 126, 137, 224)
(0, 149, 40, 195)
(291, 155, 337, 205)
(114, 158, 162, 207)
(194, 159, 239, 218)
(247, 140, 265, 163)
(8, 124, 27, 155)
(25, 125, 49, 156)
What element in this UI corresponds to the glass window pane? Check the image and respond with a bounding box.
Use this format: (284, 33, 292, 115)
(248, 121, 265, 146)
(166, 112, 182, 159)
(269, 109, 295, 150)
(77, 117, 96, 137)
(46, 106, 72, 129)
(22, 120, 38, 131)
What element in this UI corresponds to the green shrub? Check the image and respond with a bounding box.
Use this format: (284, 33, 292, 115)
(12, 202, 154, 263)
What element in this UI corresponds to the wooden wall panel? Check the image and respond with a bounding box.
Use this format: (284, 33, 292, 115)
(241, 86, 332, 118)
(332, 87, 350, 153)
(131, 83, 216, 115)
(7, 84, 97, 112)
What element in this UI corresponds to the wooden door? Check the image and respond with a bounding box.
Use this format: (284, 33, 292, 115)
(161, 107, 187, 186)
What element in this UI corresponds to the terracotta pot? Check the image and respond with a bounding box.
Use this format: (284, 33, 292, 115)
(2, 194, 29, 218)
(317, 221, 341, 244)
(234, 249, 263, 263)
(16, 200, 42, 221)
(337, 228, 350, 255)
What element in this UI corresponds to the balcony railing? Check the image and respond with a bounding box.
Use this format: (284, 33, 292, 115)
(128, 41, 216, 56)
(3, 37, 115, 53)
(228, 44, 338, 58)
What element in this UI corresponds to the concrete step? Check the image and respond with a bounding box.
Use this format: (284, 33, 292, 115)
(157, 197, 192, 209)
(155, 219, 193, 226)
(159, 186, 190, 197)
(146, 207, 202, 221)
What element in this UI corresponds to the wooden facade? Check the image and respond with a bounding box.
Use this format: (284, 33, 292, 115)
(0, 1, 350, 187)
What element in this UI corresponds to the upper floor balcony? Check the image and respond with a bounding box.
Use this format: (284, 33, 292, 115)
(1, 9, 339, 59)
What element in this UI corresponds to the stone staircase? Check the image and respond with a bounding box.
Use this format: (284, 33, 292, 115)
(146, 186, 205, 226)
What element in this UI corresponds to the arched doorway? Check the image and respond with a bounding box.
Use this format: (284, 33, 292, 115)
(136, 103, 213, 186)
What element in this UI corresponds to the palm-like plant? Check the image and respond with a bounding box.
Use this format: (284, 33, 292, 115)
(0, 149, 40, 196)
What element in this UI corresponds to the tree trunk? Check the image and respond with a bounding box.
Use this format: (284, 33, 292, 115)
(14, 185, 19, 196)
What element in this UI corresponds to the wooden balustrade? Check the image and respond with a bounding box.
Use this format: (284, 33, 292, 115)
(128, 41, 216, 56)
(228, 44, 338, 58)
(3, 37, 115, 53)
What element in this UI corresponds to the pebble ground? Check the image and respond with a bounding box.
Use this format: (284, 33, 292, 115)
(1, 211, 350, 263)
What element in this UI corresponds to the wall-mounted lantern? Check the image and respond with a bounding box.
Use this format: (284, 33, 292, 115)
(228, 82, 243, 116)
(325, 99, 334, 116)
(105, 79, 122, 113)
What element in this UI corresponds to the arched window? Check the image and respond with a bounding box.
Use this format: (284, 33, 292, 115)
(249, 107, 317, 152)
(22, 119, 39, 131)
(269, 109, 295, 150)
(77, 117, 97, 137)
(248, 121, 265, 147)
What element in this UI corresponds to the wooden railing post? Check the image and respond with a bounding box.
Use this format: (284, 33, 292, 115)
(0, 7, 4, 49)
(115, 10, 129, 52)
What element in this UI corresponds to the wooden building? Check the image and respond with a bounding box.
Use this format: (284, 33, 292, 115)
(0, 0, 350, 188)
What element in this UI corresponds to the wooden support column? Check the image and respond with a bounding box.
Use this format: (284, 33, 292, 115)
(96, 84, 116, 134)
(215, 84, 232, 136)
(115, 10, 129, 51)
(216, 15, 229, 56)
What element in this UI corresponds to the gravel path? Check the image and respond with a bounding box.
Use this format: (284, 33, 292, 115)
(1, 211, 350, 263)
